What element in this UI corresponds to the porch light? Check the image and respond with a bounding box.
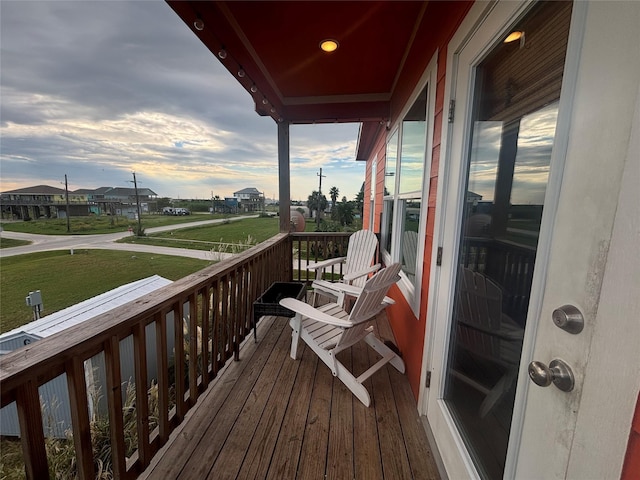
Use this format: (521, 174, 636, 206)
(504, 31, 524, 43)
(262, 97, 269, 105)
(237, 68, 246, 78)
(193, 18, 204, 31)
(250, 84, 258, 93)
(319, 39, 339, 52)
(218, 49, 227, 60)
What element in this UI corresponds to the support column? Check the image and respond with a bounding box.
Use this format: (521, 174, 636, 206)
(490, 120, 520, 237)
(278, 121, 291, 232)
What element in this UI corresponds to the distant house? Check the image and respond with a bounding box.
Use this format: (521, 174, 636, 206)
(0, 185, 159, 219)
(233, 187, 264, 213)
(0, 185, 91, 220)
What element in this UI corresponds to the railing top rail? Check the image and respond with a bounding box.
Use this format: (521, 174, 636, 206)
(290, 231, 353, 238)
(0, 232, 290, 397)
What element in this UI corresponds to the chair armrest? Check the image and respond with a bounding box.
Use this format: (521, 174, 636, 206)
(280, 298, 353, 327)
(312, 280, 395, 305)
(306, 256, 347, 271)
(342, 263, 381, 282)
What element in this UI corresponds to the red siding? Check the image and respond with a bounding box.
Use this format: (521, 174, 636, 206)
(621, 393, 640, 480)
(367, 0, 472, 400)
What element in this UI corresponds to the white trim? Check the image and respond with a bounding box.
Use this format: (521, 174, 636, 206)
(381, 51, 438, 317)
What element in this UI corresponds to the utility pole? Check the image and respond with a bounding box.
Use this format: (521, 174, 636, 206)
(132, 172, 142, 235)
(317, 168, 326, 229)
(64, 174, 71, 233)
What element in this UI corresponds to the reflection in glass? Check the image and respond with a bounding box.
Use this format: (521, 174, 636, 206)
(400, 199, 421, 281)
(442, 1, 571, 478)
(382, 199, 394, 253)
(399, 87, 427, 194)
(385, 131, 398, 196)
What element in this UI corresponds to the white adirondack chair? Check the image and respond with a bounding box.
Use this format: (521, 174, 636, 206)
(454, 267, 524, 417)
(280, 263, 403, 407)
(309, 229, 380, 304)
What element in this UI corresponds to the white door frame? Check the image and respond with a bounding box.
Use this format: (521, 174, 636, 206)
(419, 0, 590, 477)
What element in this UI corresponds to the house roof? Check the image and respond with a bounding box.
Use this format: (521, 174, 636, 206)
(234, 187, 261, 195)
(103, 187, 158, 197)
(1, 185, 66, 195)
(0, 275, 172, 341)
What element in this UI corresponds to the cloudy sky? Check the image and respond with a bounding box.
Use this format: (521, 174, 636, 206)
(0, 1, 363, 202)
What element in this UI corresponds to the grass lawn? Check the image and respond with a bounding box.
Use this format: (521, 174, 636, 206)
(0, 237, 31, 249)
(0, 250, 212, 333)
(0, 213, 237, 235)
(118, 216, 280, 251)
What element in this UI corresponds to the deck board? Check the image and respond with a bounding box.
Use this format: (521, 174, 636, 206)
(141, 314, 440, 480)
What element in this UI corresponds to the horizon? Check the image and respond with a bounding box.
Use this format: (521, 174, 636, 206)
(0, 1, 365, 202)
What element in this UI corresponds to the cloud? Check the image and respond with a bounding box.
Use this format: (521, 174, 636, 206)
(0, 0, 364, 201)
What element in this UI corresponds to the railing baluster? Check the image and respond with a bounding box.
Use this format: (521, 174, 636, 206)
(212, 280, 220, 376)
(104, 335, 126, 478)
(188, 292, 198, 403)
(16, 380, 48, 480)
(66, 356, 94, 480)
(133, 322, 150, 468)
(201, 286, 210, 387)
(155, 311, 169, 443)
(173, 301, 186, 421)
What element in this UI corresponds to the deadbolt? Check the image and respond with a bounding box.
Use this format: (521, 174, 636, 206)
(528, 359, 575, 392)
(552, 305, 584, 334)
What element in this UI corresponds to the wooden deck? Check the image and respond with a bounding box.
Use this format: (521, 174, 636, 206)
(140, 313, 440, 480)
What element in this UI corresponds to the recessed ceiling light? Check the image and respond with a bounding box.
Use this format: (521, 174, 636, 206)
(319, 39, 339, 53)
(504, 31, 524, 43)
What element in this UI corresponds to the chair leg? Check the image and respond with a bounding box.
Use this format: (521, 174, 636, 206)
(333, 358, 371, 407)
(289, 315, 302, 360)
(363, 334, 405, 373)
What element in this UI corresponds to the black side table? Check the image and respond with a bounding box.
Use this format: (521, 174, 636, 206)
(253, 282, 306, 342)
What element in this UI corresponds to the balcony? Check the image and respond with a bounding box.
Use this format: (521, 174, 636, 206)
(0, 232, 438, 479)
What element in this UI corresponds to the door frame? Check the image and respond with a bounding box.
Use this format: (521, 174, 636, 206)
(419, 0, 590, 477)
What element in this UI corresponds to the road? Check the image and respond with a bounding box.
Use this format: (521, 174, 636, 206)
(0, 215, 258, 260)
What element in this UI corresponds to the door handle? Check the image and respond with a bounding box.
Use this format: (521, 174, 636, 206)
(528, 359, 574, 392)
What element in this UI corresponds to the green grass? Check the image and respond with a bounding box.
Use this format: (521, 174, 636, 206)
(0, 237, 31, 249)
(0, 213, 237, 235)
(118, 217, 280, 250)
(0, 250, 212, 333)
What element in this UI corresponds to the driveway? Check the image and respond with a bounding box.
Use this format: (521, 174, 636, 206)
(0, 215, 258, 260)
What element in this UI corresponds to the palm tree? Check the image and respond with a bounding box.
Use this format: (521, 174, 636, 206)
(329, 186, 339, 209)
(335, 198, 354, 226)
(307, 190, 327, 221)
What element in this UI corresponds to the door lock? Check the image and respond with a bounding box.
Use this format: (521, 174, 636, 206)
(552, 304, 584, 334)
(528, 359, 575, 392)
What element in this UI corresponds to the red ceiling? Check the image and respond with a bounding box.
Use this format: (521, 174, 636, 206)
(167, 1, 427, 124)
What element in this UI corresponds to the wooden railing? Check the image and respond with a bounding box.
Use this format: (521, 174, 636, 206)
(0, 233, 292, 479)
(290, 232, 355, 283)
(460, 237, 536, 324)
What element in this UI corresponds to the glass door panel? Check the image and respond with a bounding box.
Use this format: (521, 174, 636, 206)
(442, 2, 572, 478)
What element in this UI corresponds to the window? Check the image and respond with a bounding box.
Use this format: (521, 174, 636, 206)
(380, 55, 436, 314)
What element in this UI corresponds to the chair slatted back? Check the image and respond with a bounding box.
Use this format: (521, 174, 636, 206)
(402, 230, 419, 276)
(457, 267, 503, 358)
(347, 263, 401, 326)
(344, 229, 379, 288)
